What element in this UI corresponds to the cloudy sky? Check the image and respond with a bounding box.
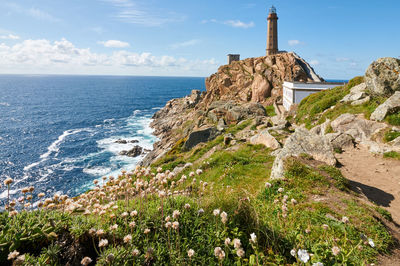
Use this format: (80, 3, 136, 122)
(0, 0, 399, 78)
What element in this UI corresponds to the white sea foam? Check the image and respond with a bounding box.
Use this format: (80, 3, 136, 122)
(0, 102, 10, 107)
(151, 107, 162, 110)
(83, 166, 112, 176)
(24, 161, 41, 171)
(133, 110, 141, 115)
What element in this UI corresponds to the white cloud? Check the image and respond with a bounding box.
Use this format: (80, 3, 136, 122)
(0, 34, 20, 40)
(99, 40, 130, 48)
(103, 0, 185, 26)
(170, 39, 200, 49)
(288, 40, 301, 46)
(202, 19, 255, 29)
(0, 38, 219, 76)
(224, 20, 255, 29)
(310, 60, 320, 66)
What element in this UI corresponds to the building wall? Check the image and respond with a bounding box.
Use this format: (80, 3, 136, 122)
(266, 13, 278, 55)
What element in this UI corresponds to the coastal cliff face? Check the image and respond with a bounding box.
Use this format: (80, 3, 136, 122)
(203, 52, 323, 106)
(142, 52, 324, 165)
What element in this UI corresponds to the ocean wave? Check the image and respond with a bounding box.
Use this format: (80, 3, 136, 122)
(133, 110, 141, 115)
(0, 102, 10, 107)
(83, 166, 112, 176)
(151, 107, 162, 110)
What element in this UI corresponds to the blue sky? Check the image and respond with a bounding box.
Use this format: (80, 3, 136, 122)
(0, 0, 399, 78)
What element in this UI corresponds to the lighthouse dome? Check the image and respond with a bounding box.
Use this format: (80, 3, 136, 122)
(269, 6, 276, 14)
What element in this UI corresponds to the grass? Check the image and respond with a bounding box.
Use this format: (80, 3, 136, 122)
(384, 130, 400, 142)
(386, 113, 400, 126)
(265, 105, 276, 117)
(383, 151, 400, 160)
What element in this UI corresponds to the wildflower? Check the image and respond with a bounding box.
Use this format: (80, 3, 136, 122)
(81, 256, 92, 266)
(312, 263, 324, 266)
(157, 167, 162, 173)
(250, 233, 257, 244)
(368, 238, 375, 248)
(172, 221, 179, 230)
(110, 224, 118, 231)
(123, 234, 132, 243)
(21, 187, 29, 194)
(4, 177, 13, 186)
(187, 249, 195, 258)
(107, 253, 114, 262)
(236, 248, 245, 257)
(342, 216, 350, 224)
(220, 211, 228, 224)
(144, 228, 151, 234)
(129, 221, 136, 228)
(7, 250, 19, 260)
(184, 203, 191, 209)
(305, 228, 311, 234)
(290, 249, 296, 257)
(196, 169, 203, 175)
(213, 209, 220, 216)
(172, 210, 180, 219)
(233, 238, 241, 249)
(291, 198, 298, 205)
(99, 239, 108, 248)
(322, 224, 329, 230)
(214, 247, 225, 260)
(130, 210, 138, 217)
(198, 208, 204, 215)
(165, 215, 171, 222)
(165, 222, 172, 229)
(93, 180, 99, 185)
(15, 254, 25, 264)
(132, 249, 140, 257)
(277, 187, 284, 193)
(265, 182, 272, 188)
(332, 246, 340, 256)
(224, 238, 231, 246)
(96, 229, 105, 237)
(189, 171, 195, 177)
(121, 212, 129, 218)
(8, 210, 18, 217)
(297, 249, 310, 263)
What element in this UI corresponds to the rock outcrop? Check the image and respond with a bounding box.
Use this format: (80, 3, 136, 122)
(370, 91, 400, 121)
(250, 130, 281, 150)
(120, 145, 143, 157)
(365, 57, 400, 96)
(270, 128, 336, 179)
(340, 83, 370, 105)
(183, 127, 220, 150)
(203, 52, 323, 107)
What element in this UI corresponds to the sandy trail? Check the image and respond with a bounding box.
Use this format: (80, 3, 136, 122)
(336, 145, 400, 223)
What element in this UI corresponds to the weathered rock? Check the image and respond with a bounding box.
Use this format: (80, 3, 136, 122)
(270, 128, 336, 179)
(217, 118, 227, 131)
(331, 114, 387, 142)
(250, 130, 281, 150)
(119, 145, 143, 157)
(183, 127, 220, 150)
(340, 83, 368, 103)
(115, 139, 128, 144)
(325, 133, 354, 150)
(310, 119, 331, 136)
(365, 57, 400, 96)
(370, 91, 400, 121)
(351, 96, 370, 106)
(224, 133, 234, 145)
(172, 163, 193, 176)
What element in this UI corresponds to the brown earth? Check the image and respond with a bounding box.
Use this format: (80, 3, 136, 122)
(336, 145, 400, 265)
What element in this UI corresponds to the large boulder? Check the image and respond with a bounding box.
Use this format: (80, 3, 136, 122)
(250, 130, 281, 150)
(330, 114, 387, 142)
(370, 91, 400, 121)
(183, 127, 220, 150)
(270, 128, 336, 179)
(340, 83, 368, 103)
(365, 57, 400, 96)
(208, 101, 266, 125)
(119, 145, 143, 157)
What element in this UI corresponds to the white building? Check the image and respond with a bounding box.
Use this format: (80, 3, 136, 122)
(282, 81, 345, 111)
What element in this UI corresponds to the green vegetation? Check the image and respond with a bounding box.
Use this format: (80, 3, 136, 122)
(384, 130, 400, 142)
(265, 105, 276, 117)
(383, 151, 400, 160)
(386, 113, 400, 126)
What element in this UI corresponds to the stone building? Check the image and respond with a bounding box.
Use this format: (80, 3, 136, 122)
(266, 6, 278, 55)
(227, 54, 240, 64)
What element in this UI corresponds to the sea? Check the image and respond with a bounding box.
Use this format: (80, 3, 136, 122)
(0, 75, 205, 206)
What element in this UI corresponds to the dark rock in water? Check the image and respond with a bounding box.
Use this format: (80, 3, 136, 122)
(130, 140, 139, 143)
(119, 145, 143, 157)
(183, 127, 220, 150)
(115, 139, 128, 144)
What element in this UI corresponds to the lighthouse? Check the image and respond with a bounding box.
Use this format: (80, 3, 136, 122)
(266, 6, 278, 55)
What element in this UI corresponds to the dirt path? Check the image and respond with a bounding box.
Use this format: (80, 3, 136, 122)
(336, 145, 400, 265)
(336, 145, 400, 223)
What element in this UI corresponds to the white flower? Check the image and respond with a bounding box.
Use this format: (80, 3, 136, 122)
(332, 246, 340, 256)
(342, 216, 349, 224)
(144, 228, 151, 234)
(172, 221, 179, 230)
(187, 249, 195, 258)
(99, 239, 109, 248)
(7, 250, 19, 260)
(322, 224, 329, 230)
(196, 169, 203, 175)
(220, 211, 228, 224)
(129, 221, 136, 228)
(184, 203, 191, 209)
(130, 210, 138, 217)
(81, 256, 92, 266)
(123, 234, 132, 243)
(224, 238, 231, 246)
(213, 209, 220, 216)
(233, 238, 241, 249)
(312, 263, 324, 266)
(291, 198, 297, 205)
(132, 249, 140, 257)
(173, 210, 180, 219)
(368, 238, 375, 248)
(290, 249, 296, 257)
(236, 248, 245, 257)
(297, 249, 310, 263)
(110, 224, 118, 231)
(96, 229, 105, 237)
(214, 247, 225, 260)
(165, 222, 172, 229)
(265, 182, 272, 188)
(277, 187, 284, 193)
(198, 208, 204, 215)
(250, 233, 257, 244)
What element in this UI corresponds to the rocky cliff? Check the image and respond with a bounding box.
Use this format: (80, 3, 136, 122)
(141, 52, 323, 165)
